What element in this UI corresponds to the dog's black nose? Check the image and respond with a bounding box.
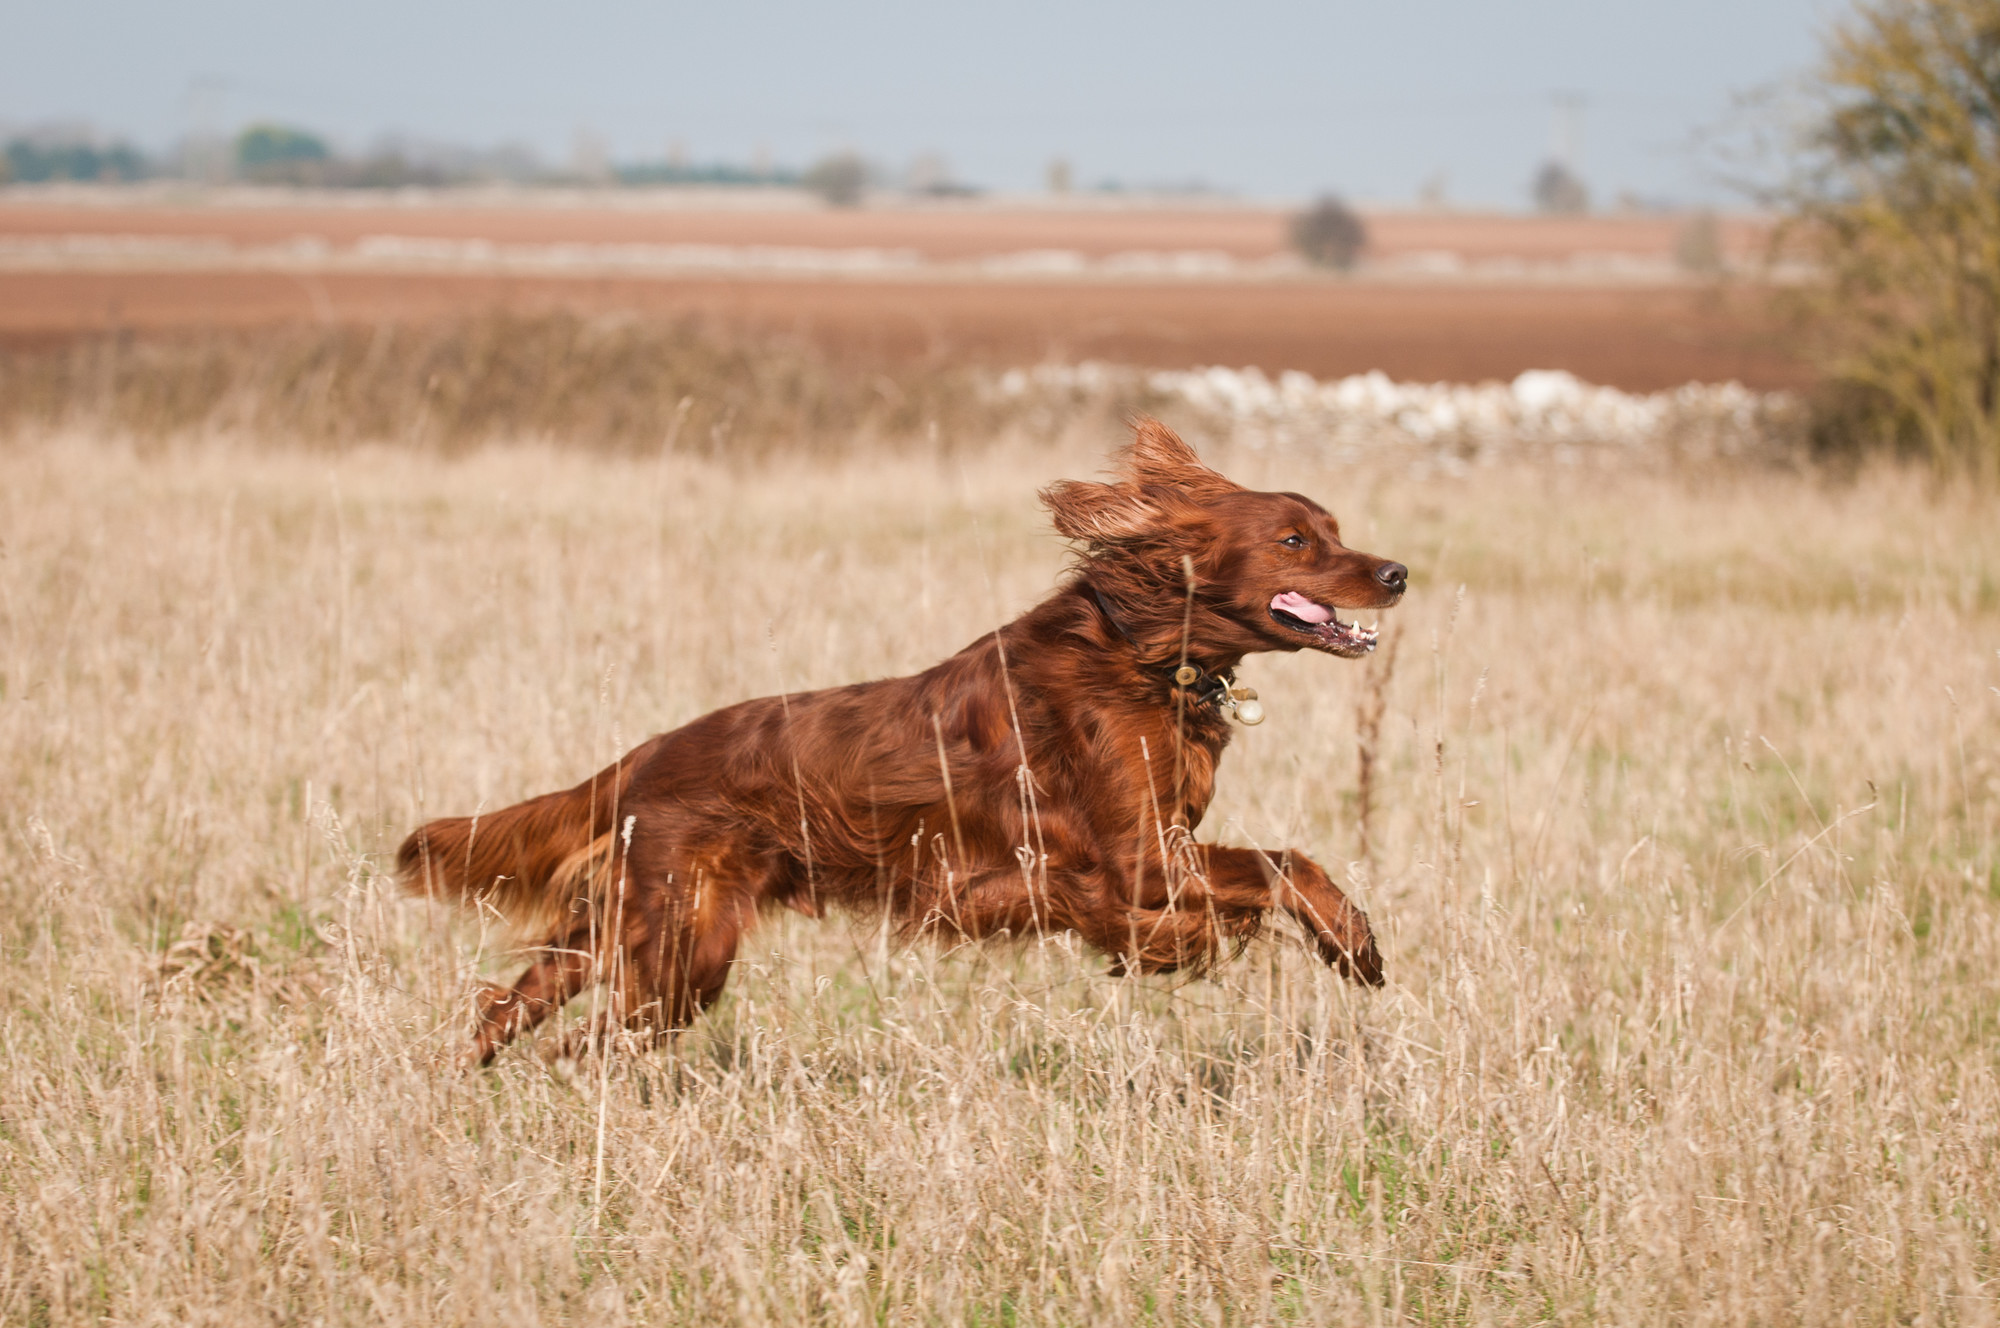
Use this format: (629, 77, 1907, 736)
(1375, 562, 1408, 593)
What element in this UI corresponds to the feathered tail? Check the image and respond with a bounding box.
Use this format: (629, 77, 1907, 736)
(395, 748, 645, 939)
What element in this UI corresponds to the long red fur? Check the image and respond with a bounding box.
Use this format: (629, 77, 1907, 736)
(397, 419, 1406, 1064)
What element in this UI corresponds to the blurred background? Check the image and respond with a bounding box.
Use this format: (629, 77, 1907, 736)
(0, 0, 1833, 392)
(15, 0, 1997, 480)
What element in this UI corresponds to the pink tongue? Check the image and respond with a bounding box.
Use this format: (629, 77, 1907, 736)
(1271, 591, 1334, 624)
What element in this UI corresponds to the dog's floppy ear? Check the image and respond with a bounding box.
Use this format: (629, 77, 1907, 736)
(1120, 417, 1239, 499)
(1040, 478, 1162, 546)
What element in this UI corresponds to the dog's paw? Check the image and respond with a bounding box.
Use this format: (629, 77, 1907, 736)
(1317, 926, 1384, 987)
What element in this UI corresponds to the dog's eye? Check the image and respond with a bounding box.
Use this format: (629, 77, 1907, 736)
(1280, 534, 1308, 550)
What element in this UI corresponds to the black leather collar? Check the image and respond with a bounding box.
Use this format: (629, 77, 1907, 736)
(1086, 583, 1236, 712)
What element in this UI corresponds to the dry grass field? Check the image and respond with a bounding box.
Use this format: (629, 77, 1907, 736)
(2, 423, 1997, 1324)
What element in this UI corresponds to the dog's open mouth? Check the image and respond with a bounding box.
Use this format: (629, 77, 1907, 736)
(1269, 591, 1379, 655)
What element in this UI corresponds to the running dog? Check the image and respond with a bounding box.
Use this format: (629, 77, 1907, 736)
(398, 418, 1406, 1063)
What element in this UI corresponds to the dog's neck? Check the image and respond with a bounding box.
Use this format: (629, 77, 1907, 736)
(1084, 581, 1239, 712)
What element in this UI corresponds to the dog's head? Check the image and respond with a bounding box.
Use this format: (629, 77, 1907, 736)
(1043, 418, 1406, 663)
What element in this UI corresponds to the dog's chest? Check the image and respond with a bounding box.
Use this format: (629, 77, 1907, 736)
(1086, 705, 1230, 828)
(1174, 730, 1227, 825)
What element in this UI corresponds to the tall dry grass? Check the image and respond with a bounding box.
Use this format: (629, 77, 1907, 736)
(0, 315, 1036, 454)
(1, 427, 1996, 1325)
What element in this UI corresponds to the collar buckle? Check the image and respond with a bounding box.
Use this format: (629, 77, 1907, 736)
(1171, 662, 1263, 725)
(1092, 582, 1264, 725)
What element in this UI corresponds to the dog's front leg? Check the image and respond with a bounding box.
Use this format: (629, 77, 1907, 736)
(1203, 846, 1383, 986)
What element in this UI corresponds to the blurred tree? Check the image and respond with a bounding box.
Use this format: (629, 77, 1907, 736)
(1790, 0, 2000, 477)
(805, 153, 867, 207)
(1290, 195, 1368, 270)
(1532, 161, 1589, 214)
(236, 124, 330, 182)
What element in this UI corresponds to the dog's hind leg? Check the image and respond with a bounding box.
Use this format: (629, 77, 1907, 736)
(556, 849, 764, 1059)
(554, 915, 747, 1059)
(467, 930, 599, 1066)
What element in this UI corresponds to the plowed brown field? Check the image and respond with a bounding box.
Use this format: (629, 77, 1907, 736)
(0, 199, 1772, 262)
(0, 199, 1803, 389)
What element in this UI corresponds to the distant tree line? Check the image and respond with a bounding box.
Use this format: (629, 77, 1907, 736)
(0, 122, 818, 191)
(0, 123, 988, 205)
(1, 134, 150, 184)
(617, 161, 803, 187)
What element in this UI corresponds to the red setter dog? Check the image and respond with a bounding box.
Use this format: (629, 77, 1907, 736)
(399, 420, 1406, 1063)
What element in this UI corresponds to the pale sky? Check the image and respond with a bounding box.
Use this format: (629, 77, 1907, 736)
(0, 0, 1833, 206)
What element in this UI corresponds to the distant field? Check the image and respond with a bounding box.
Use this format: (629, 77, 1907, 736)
(0, 195, 1771, 263)
(0, 197, 1802, 391)
(0, 269, 1798, 392)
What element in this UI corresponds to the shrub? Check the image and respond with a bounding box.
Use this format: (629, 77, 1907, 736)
(1788, 0, 2000, 478)
(236, 124, 331, 183)
(1532, 161, 1589, 215)
(1290, 196, 1368, 270)
(804, 153, 868, 208)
